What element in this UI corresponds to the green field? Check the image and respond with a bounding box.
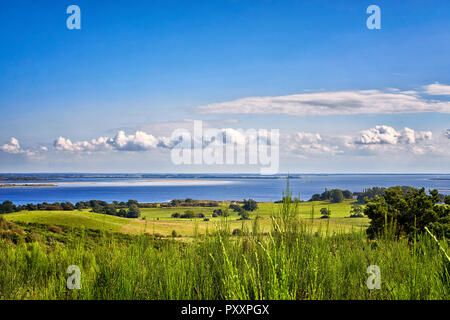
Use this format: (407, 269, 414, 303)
(1, 198, 448, 300)
(3, 200, 368, 237)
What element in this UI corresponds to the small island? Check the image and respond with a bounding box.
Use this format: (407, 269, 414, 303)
(0, 184, 57, 188)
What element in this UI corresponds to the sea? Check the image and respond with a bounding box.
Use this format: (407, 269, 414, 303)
(1, 173, 449, 205)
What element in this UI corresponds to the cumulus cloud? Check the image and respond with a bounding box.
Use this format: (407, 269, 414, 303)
(109, 131, 159, 151)
(1, 137, 48, 158)
(194, 87, 450, 116)
(54, 131, 164, 153)
(423, 83, 450, 96)
(356, 126, 432, 145)
(54, 136, 110, 152)
(284, 125, 439, 159)
(0, 137, 21, 154)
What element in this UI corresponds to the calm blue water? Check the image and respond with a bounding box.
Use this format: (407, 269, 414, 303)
(1, 174, 449, 205)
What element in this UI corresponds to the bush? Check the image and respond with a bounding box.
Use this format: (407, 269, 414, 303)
(118, 209, 127, 217)
(320, 207, 331, 218)
(171, 230, 178, 238)
(127, 204, 141, 218)
(180, 210, 195, 219)
(330, 190, 344, 203)
(349, 204, 364, 218)
(242, 199, 258, 211)
(229, 204, 243, 213)
(364, 186, 450, 239)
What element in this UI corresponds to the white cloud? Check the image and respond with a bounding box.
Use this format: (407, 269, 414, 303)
(356, 126, 432, 145)
(54, 131, 164, 153)
(423, 83, 450, 96)
(109, 130, 159, 151)
(194, 87, 450, 116)
(0, 137, 21, 154)
(445, 129, 450, 139)
(1, 137, 48, 158)
(54, 136, 110, 152)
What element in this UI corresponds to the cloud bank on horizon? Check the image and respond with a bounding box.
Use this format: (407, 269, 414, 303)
(194, 83, 450, 116)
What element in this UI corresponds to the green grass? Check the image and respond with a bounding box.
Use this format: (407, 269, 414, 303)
(1, 198, 447, 300)
(3, 200, 368, 237)
(4, 210, 145, 234)
(0, 216, 448, 299)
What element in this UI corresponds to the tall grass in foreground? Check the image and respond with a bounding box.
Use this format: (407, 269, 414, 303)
(0, 195, 449, 300)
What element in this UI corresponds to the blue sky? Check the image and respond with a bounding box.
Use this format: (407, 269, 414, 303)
(0, 0, 449, 173)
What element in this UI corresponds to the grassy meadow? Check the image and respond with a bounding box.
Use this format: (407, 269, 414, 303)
(0, 197, 449, 300)
(3, 200, 367, 237)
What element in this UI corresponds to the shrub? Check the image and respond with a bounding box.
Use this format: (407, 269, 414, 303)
(171, 212, 181, 218)
(330, 190, 344, 203)
(364, 186, 450, 239)
(229, 204, 243, 213)
(180, 210, 195, 219)
(320, 207, 331, 218)
(242, 199, 258, 211)
(127, 204, 141, 218)
(349, 204, 364, 218)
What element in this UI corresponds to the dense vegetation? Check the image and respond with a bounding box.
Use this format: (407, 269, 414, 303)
(364, 186, 450, 239)
(309, 189, 353, 203)
(0, 199, 141, 218)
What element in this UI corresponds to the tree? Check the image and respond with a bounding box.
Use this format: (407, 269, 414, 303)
(181, 210, 195, 219)
(127, 204, 141, 218)
(320, 207, 331, 218)
(242, 199, 258, 211)
(356, 187, 386, 204)
(350, 204, 364, 218)
(342, 190, 353, 199)
(0, 201, 17, 213)
(127, 199, 139, 207)
(103, 204, 117, 215)
(61, 202, 75, 211)
(330, 189, 344, 203)
(445, 195, 450, 205)
(229, 204, 243, 213)
(118, 209, 127, 217)
(364, 186, 450, 239)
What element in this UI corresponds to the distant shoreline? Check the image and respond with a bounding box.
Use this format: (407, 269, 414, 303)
(0, 184, 57, 188)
